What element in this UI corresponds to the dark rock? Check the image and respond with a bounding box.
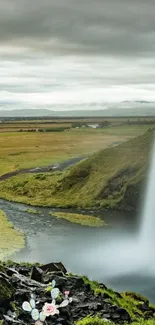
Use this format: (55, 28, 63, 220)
(31, 266, 43, 283)
(17, 267, 30, 277)
(65, 276, 85, 290)
(102, 313, 111, 319)
(112, 307, 130, 321)
(139, 301, 150, 312)
(40, 262, 67, 274)
(43, 273, 67, 286)
(0, 262, 154, 325)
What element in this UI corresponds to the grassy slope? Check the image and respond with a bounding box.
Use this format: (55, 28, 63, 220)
(0, 210, 24, 260)
(0, 129, 153, 210)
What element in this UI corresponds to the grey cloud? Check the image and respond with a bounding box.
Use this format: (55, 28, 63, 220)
(0, 0, 155, 57)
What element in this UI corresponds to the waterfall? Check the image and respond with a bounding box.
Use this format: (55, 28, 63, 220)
(140, 137, 155, 248)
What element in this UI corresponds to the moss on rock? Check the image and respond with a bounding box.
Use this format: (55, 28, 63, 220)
(76, 317, 155, 325)
(76, 315, 113, 325)
(82, 276, 154, 320)
(0, 277, 14, 302)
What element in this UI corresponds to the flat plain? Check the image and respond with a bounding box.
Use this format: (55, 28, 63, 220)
(0, 117, 154, 176)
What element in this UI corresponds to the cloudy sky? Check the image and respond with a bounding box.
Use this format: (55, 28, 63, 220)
(1, 0, 155, 110)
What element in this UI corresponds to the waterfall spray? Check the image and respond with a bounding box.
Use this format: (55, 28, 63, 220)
(140, 136, 155, 249)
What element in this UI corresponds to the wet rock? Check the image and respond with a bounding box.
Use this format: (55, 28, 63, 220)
(0, 262, 154, 325)
(31, 266, 43, 283)
(65, 276, 85, 291)
(43, 273, 67, 286)
(111, 307, 130, 321)
(40, 262, 67, 274)
(102, 313, 111, 319)
(139, 301, 150, 312)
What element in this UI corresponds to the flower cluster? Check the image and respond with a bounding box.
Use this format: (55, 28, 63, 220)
(22, 280, 72, 324)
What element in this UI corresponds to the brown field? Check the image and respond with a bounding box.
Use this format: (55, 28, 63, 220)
(0, 123, 72, 132)
(0, 123, 154, 176)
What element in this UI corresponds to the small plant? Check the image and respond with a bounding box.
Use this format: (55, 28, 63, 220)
(22, 280, 72, 324)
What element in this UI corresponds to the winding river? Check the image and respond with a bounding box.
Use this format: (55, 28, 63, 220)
(1, 198, 155, 302)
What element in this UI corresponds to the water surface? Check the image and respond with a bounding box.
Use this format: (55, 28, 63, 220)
(0, 198, 155, 302)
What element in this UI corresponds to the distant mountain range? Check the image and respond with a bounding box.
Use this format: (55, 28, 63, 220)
(0, 102, 155, 118)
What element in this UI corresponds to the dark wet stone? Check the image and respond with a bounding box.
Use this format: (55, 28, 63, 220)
(112, 307, 130, 321)
(43, 274, 67, 287)
(40, 262, 67, 274)
(31, 266, 43, 282)
(0, 262, 154, 325)
(102, 313, 111, 319)
(17, 267, 30, 277)
(138, 301, 150, 312)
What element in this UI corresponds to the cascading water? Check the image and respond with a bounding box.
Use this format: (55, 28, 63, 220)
(140, 137, 155, 247)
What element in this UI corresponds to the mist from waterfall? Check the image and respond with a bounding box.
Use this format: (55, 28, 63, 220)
(140, 138, 155, 246)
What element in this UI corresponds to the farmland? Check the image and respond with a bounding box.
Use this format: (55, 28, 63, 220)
(0, 117, 154, 176)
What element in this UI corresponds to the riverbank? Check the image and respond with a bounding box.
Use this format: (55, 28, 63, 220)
(0, 210, 24, 260)
(0, 261, 155, 325)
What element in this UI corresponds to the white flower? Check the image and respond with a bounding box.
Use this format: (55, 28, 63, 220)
(39, 312, 46, 322)
(30, 298, 36, 309)
(52, 279, 56, 288)
(31, 309, 39, 321)
(51, 288, 60, 299)
(22, 299, 35, 312)
(22, 281, 73, 324)
(59, 300, 69, 308)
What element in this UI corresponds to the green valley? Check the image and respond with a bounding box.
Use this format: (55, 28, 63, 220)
(0, 128, 153, 211)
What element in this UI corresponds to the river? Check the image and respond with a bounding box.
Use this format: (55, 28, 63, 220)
(1, 198, 155, 302)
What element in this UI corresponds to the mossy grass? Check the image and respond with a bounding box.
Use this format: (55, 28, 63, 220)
(49, 212, 105, 227)
(75, 316, 155, 325)
(0, 277, 15, 301)
(0, 210, 24, 260)
(75, 315, 113, 325)
(82, 276, 155, 320)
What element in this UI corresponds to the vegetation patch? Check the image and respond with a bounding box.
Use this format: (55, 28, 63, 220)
(25, 208, 41, 214)
(82, 276, 155, 320)
(49, 212, 105, 227)
(75, 315, 113, 325)
(0, 210, 24, 260)
(75, 316, 155, 325)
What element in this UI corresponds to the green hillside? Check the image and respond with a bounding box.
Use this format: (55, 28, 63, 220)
(0, 129, 153, 211)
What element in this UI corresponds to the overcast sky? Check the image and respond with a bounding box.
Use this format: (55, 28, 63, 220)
(1, 0, 155, 110)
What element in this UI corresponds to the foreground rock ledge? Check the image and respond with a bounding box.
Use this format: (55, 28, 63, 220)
(0, 261, 155, 325)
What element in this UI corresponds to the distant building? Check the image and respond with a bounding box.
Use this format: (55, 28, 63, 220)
(87, 124, 99, 129)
